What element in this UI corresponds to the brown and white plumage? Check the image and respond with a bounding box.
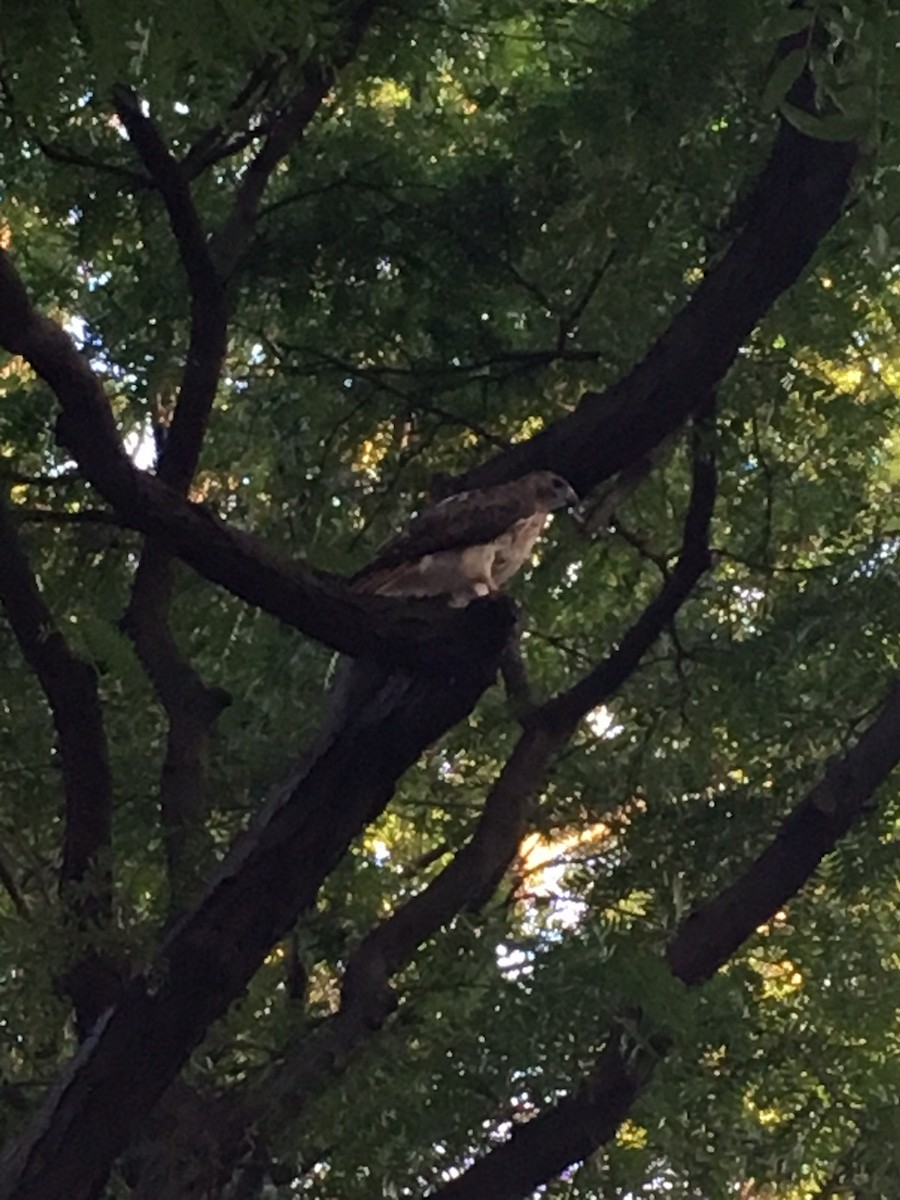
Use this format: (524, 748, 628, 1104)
(351, 471, 578, 605)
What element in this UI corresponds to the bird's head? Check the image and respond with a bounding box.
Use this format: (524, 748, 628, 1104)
(530, 471, 580, 511)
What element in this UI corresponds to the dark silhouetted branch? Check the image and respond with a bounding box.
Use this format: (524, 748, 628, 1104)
(0, 843, 28, 921)
(119, 556, 231, 914)
(181, 53, 281, 177)
(0, 469, 82, 488)
(537, 411, 716, 734)
(0, 648, 506, 1200)
(1, 405, 713, 1196)
(212, 0, 383, 275)
(667, 677, 900, 984)
(207, 422, 718, 1187)
(419, 676, 900, 1200)
(15, 508, 123, 526)
(257, 721, 558, 1127)
(0, 25, 869, 1197)
(447, 75, 857, 499)
(113, 5, 384, 910)
(28, 133, 149, 188)
(112, 85, 228, 493)
(0, 494, 119, 1034)
(429, 1029, 652, 1200)
(112, 88, 233, 908)
(0, 252, 509, 666)
(555, 247, 618, 350)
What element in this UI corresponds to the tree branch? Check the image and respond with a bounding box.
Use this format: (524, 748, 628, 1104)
(420, 678, 900, 1200)
(211, 0, 383, 275)
(28, 133, 150, 189)
(0, 469, 82, 488)
(111, 4, 385, 908)
(198, 421, 718, 1189)
(536, 409, 716, 734)
(112, 0, 384, 533)
(0, 651, 506, 1200)
(112, 88, 235, 909)
(0, 250, 513, 669)
(270, 335, 610, 387)
(0, 15, 870, 1200)
(555, 247, 618, 351)
(667, 678, 900, 984)
(0, 841, 29, 921)
(428, 1028, 652, 1200)
(15, 508, 124, 526)
(0, 493, 119, 1034)
(180, 53, 282, 178)
(120, 561, 232, 913)
(446, 77, 857, 499)
(255, 721, 558, 1128)
(112, 85, 228, 493)
(0, 408, 712, 1198)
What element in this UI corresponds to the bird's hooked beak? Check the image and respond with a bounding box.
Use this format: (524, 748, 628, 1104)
(559, 482, 586, 531)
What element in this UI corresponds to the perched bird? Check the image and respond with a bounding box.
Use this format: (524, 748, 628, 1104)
(351, 470, 578, 606)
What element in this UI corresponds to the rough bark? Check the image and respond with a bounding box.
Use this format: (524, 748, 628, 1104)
(0, 640, 511, 1200)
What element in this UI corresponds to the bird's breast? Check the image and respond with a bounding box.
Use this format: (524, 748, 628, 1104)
(490, 514, 548, 586)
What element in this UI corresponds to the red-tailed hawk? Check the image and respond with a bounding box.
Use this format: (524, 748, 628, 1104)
(352, 471, 578, 606)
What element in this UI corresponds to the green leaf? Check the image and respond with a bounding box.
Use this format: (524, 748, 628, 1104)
(866, 223, 891, 269)
(75, 613, 137, 677)
(831, 83, 874, 118)
(780, 101, 867, 141)
(762, 48, 808, 114)
(2, 4, 900, 1198)
(767, 8, 816, 39)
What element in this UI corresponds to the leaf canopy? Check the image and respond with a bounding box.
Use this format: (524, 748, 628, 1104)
(1, 1, 900, 1198)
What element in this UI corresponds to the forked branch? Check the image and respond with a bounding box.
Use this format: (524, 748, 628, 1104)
(0, 250, 511, 668)
(222, 417, 717, 1178)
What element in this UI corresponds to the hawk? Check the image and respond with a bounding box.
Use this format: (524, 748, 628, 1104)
(351, 470, 578, 606)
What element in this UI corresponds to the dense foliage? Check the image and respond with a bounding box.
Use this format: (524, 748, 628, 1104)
(1, 1, 899, 1197)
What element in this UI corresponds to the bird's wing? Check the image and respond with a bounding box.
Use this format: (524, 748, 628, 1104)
(351, 479, 539, 584)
